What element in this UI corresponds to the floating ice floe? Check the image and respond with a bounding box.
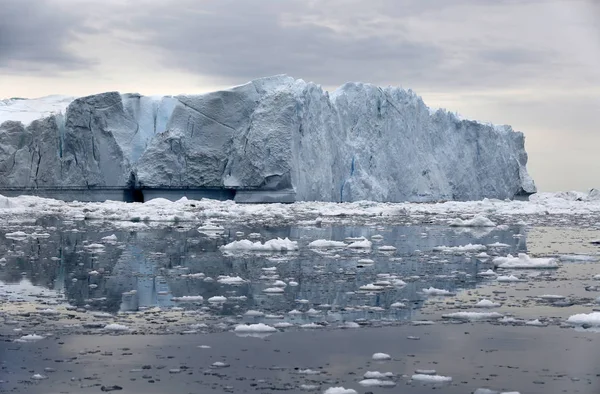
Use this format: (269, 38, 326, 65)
(358, 379, 396, 387)
(421, 287, 455, 296)
(101, 234, 118, 241)
(442, 311, 503, 321)
(493, 253, 559, 269)
(172, 295, 204, 302)
(378, 245, 397, 251)
(346, 237, 373, 249)
(364, 371, 394, 379)
(308, 239, 346, 248)
(14, 334, 44, 343)
(567, 312, 600, 327)
(411, 374, 453, 383)
(234, 323, 277, 333)
(323, 388, 357, 394)
(475, 299, 501, 308)
(449, 216, 496, 227)
(104, 323, 130, 331)
(220, 238, 298, 252)
(497, 275, 522, 282)
(433, 244, 487, 253)
(372, 352, 391, 360)
(217, 276, 246, 285)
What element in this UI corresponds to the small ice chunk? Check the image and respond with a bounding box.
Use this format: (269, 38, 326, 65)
(220, 238, 298, 252)
(323, 387, 357, 394)
(104, 323, 130, 331)
(347, 237, 372, 249)
(378, 245, 397, 251)
(411, 374, 452, 383)
(422, 287, 454, 296)
(217, 276, 246, 285)
(493, 253, 559, 269)
(364, 371, 394, 378)
(372, 352, 391, 360)
(567, 312, 600, 327)
(475, 299, 501, 308)
(172, 295, 204, 302)
(263, 287, 285, 293)
(208, 296, 227, 303)
(449, 216, 496, 227)
(234, 323, 277, 333)
(308, 239, 346, 248)
(358, 379, 396, 387)
(442, 311, 503, 321)
(497, 275, 521, 282)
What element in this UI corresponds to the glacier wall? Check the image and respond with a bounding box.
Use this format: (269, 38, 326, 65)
(0, 75, 536, 202)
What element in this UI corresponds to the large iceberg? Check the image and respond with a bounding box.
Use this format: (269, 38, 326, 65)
(0, 75, 536, 202)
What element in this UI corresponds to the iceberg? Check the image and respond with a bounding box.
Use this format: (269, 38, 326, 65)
(0, 75, 536, 202)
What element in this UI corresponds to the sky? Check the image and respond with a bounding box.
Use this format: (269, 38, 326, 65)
(1, 0, 599, 192)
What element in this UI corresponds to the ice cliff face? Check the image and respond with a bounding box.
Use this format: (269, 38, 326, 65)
(0, 75, 536, 202)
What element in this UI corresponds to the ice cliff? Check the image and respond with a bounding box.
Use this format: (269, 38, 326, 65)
(0, 75, 536, 202)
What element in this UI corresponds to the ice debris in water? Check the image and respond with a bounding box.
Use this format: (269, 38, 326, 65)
(323, 387, 358, 394)
(15, 334, 44, 343)
(421, 287, 455, 296)
(449, 216, 496, 227)
(372, 352, 391, 360)
(364, 371, 394, 379)
(217, 276, 246, 285)
(103, 323, 130, 331)
(220, 238, 298, 251)
(493, 253, 559, 269)
(433, 243, 487, 252)
(567, 312, 600, 327)
(308, 239, 346, 248)
(442, 311, 503, 321)
(234, 323, 278, 333)
(346, 237, 372, 249)
(358, 379, 396, 387)
(475, 299, 501, 308)
(497, 275, 522, 282)
(411, 374, 453, 383)
(172, 295, 204, 302)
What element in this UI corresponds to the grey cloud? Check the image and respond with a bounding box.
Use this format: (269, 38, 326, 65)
(0, 0, 94, 74)
(94, 0, 563, 90)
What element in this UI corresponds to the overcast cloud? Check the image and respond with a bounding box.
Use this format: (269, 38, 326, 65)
(1, 0, 599, 191)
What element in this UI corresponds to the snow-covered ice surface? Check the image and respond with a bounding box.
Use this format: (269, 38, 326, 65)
(1, 192, 600, 393)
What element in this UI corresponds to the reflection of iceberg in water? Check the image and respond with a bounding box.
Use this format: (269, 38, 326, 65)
(0, 220, 529, 323)
(112, 244, 175, 311)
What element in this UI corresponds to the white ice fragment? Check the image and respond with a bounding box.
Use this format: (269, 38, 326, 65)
(263, 287, 285, 293)
(567, 312, 600, 327)
(493, 253, 559, 269)
(323, 388, 357, 394)
(442, 311, 503, 321)
(172, 295, 204, 302)
(104, 323, 130, 331)
(358, 379, 396, 387)
(475, 299, 501, 308)
(497, 275, 522, 282)
(372, 352, 391, 360)
(308, 239, 346, 248)
(421, 287, 454, 296)
(217, 276, 246, 285)
(411, 374, 452, 383)
(449, 216, 496, 227)
(208, 296, 227, 303)
(433, 244, 487, 253)
(234, 323, 277, 333)
(220, 238, 298, 252)
(347, 237, 372, 249)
